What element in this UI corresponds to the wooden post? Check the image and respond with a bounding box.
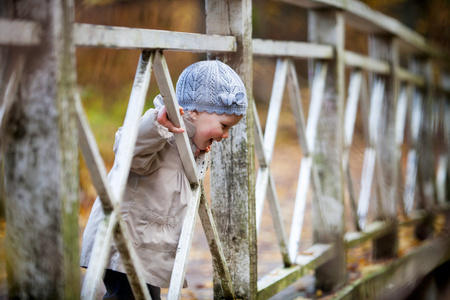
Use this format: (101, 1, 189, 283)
(308, 9, 347, 292)
(205, 0, 256, 299)
(413, 57, 436, 240)
(2, 0, 79, 298)
(368, 35, 400, 259)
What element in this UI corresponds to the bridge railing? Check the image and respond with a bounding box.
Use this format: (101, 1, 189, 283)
(0, 0, 449, 299)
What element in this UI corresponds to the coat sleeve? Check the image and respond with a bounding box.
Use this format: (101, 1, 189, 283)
(113, 108, 172, 174)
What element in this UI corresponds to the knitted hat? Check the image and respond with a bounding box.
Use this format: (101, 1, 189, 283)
(176, 60, 248, 116)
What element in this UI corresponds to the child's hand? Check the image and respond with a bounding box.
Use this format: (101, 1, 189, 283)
(157, 105, 185, 133)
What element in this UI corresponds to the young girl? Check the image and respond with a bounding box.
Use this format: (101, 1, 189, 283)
(80, 60, 248, 299)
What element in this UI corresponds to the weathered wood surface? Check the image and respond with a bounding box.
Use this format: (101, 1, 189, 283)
(206, 0, 257, 298)
(2, 0, 79, 298)
(198, 183, 236, 299)
(74, 23, 236, 52)
(253, 100, 291, 267)
(79, 51, 154, 300)
(278, 0, 446, 58)
(288, 62, 327, 263)
(308, 9, 347, 291)
(257, 244, 335, 300)
(0, 18, 41, 46)
(369, 35, 400, 260)
(344, 51, 389, 75)
(334, 235, 450, 300)
(253, 39, 333, 59)
(153, 51, 198, 184)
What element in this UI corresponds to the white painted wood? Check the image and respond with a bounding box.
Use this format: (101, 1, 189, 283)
(288, 156, 312, 263)
(253, 102, 267, 168)
(404, 90, 423, 214)
(436, 156, 448, 204)
(81, 211, 118, 299)
(286, 60, 309, 155)
(0, 18, 41, 46)
(255, 167, 270, 232)
(395, 86, 408, 146)
(344, 70, 363, 148)
(344, 51, 390, 74)
(0, 54, 25, 137)
(305, 62, 328, 152)
(288, 61, 328, 264)
(252, 39, 333, 59)
(357, 79, 385, 229)
(74, 23, 236, 52)
(75, 96, 115, 212)
(167, 161, 208, 299)
(80, 50, 154, 300)
(343, 70, 363, 230)
(153, 51, 199, 184)
(267, 172, 292, 266)
(264, 58, 288, 164)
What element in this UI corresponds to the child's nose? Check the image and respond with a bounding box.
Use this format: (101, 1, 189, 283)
(222, 131, 229, 139)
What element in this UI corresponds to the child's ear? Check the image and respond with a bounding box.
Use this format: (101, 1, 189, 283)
(189, 110, 199, 119)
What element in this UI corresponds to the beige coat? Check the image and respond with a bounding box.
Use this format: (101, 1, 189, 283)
(80, 105, 198, 288)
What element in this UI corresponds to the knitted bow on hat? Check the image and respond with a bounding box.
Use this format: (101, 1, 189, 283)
(218, 92, 246, 107)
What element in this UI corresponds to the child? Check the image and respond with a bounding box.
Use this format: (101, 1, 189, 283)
(80, 60, 248, 299)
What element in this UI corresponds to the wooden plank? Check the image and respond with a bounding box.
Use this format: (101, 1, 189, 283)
(403, 90, 423, 214)
(257, 244, 334, 300)
(267, 173, 292, 267)
(309, 9, 347, 291)
(277, 0, 446, 58)
(396, 67, 425, 87)
(74, 23, 236, 52)
(334, 236, 450, 300)
(286, 60, 309, 155)
(252, 39, 333, 59)
(198, 184, 235, 299)
(305, 62, 328, 152)
(343, 70, 363, 230)
(0, 53, 25, 138)
(167, 159, 208, 299)
(344, 221, 390, 248)
(0, 18, 41, 46)
(206, 1, 256, 298)
(80, 50, 154, 300)
(344, 51, 390, 74)
(288, 62, 328, 263)
(153, 51, 198, 184)
(264, 58, 288, 164)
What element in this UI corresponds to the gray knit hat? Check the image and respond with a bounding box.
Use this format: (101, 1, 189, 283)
(176, 60, 248, 116)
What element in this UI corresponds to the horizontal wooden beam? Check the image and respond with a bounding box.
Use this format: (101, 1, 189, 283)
(0, 18, 41, 46)
(253, 39, 333, 59)
(344, 221, 391, 248)
(277, 0, 446, 59)
(396, 67, 425, 87)
(73, 23, 236, 52)
(257, 244, 334, 300)
(344, 51, 390, 74)
(334, 236, 450, 300)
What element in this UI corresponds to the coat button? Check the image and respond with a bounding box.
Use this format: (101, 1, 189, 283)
(156, 216, 165, 225)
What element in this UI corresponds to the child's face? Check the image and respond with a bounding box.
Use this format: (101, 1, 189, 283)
(190, 111, 243, 151)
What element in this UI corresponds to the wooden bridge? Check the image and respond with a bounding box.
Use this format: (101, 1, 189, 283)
(0, 0, 449, 299)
